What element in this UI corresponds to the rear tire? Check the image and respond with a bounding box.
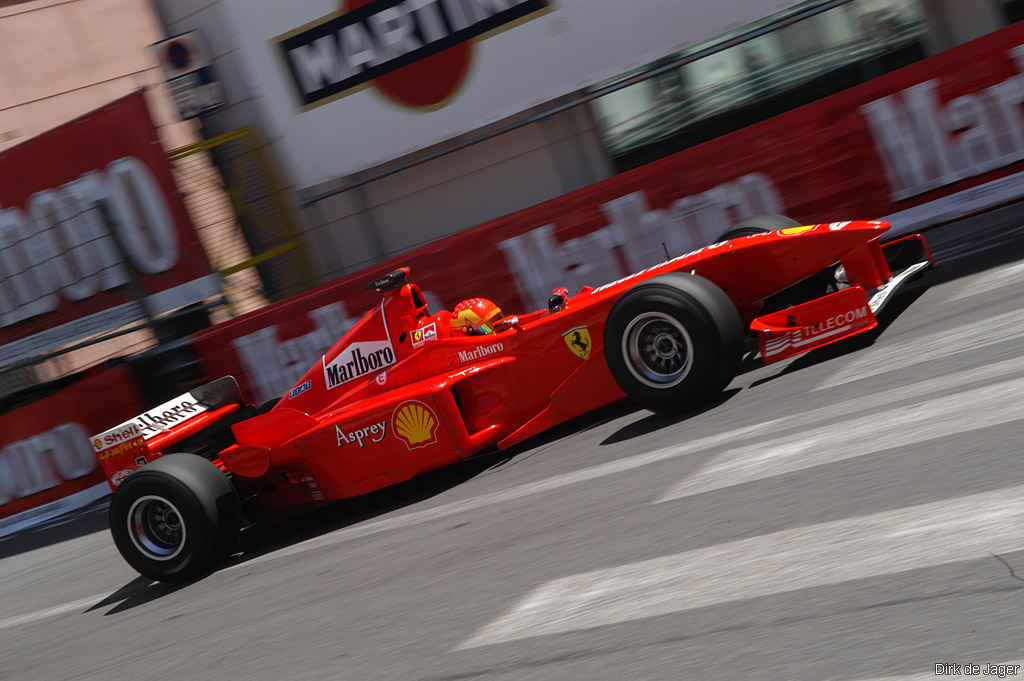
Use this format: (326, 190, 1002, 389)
(715, 214, 800, 242)
(604, 274, 743, 413)
(110, 454, 240, 583)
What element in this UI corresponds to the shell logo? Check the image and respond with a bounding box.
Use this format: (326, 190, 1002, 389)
(92, 438, 103, 451)
(392, 400, 439, 450)
(779, 225, 817, 236)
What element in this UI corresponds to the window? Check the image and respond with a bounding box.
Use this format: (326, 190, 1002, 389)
(1003, 0, 1024, 23)
(589, 0, 927, 171)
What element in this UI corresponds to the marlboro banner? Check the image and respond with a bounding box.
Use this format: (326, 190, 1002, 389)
(0, 90, 219, 370)
(0, 366, 145, 537)
(191, 22, 1024, 405)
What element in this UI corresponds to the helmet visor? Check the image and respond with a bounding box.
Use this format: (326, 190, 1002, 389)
(473, 308, 505, 334)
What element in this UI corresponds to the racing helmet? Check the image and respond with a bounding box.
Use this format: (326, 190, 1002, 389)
(451, 298, 504, 335)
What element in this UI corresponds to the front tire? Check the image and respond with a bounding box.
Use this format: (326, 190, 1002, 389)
(716, 214, 834, 315)
(604, 274, 743, 413)
(110, 454, 240, 583)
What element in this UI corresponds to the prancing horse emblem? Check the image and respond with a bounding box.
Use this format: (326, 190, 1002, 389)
(562, 325, 592, 360)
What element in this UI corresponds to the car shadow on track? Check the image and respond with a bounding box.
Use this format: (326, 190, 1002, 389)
(91, 449, 520, 612)
(85, 575, 167, 614)
(599, 388, 740, 446)
(93, 400, 676, 610)
(0, 498, 110, 561)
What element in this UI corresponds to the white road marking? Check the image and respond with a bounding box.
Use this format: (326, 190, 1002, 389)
(657, 374, 1024, 502)
(816, 309, 1024, 389)
(0, 595, 104, 632)
(457, 485, 1024, 649)
(948, 262, 1024, 301)
(5, 358, 1022, 632)
(242, 357, 1024, 569)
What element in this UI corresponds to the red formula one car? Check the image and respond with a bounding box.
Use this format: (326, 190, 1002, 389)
(93, 216, 932, 581)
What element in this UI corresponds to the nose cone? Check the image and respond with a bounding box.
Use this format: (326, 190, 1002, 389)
(823, 220, 890, 233)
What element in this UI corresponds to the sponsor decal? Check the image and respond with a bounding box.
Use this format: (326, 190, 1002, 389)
(323, 301, 397, 390)
(778, 225, 816, 236)
(92, 421, 148, 472)
(412, 322, 438, 348)
(288, 380, 312, 400)
(763, 306, 871, 358)
(232, 302, 358, 404)
(392, 400, 439, 449)
(92, 422, 143, 453)
(324, 340, 397, 389)
(114, 394, 207, 440)
(335, 421, 388, 447)
(763, 330, 803, 358)
(110, 469, 134, 487)
(455, 342, 505, 364)
(277, 0, 552, 110)
(375, 371, 387, 386)
(804, 307, 870, 336)
(96, 438, 147, 462)
(828, 221, 852, 231)
(562, 325, 592, 360)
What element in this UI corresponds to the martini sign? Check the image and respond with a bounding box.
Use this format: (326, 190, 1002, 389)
(277, 0, 551, 111)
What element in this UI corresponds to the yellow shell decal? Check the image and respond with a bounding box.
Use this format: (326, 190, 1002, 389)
(393, 400, 439, 450)
(778, 225, 816, 236)
(562, 325, 592, 360)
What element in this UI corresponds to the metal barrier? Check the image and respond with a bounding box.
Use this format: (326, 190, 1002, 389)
(167, 127, 316, 317)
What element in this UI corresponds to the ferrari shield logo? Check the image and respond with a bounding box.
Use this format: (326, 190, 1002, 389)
(562, 326, 592, 360)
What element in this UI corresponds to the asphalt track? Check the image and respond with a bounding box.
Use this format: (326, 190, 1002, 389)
(4, 209, 1024, 681)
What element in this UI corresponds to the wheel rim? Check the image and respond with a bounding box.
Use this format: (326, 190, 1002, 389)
(127, 495, 186, 561)
(622, 312, 694, 388)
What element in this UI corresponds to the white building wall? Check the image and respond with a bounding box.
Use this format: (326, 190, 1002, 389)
(920, 0, 1003, 53)
(149, 0, 1012, 285)
(152, 0, 614, 283)
(0, 0, 196, 152)
(297, 101, 612, 280)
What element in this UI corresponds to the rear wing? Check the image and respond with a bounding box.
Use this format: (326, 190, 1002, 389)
(91, 377, 249, 489)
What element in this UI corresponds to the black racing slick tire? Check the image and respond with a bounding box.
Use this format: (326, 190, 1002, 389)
(715, 213, 801, 242)
(718, 214, 839, 316)
(604, 273, 743, 413)
(109, 454, 241, 583)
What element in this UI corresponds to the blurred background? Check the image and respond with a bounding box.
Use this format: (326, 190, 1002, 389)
(0, 0, 1021, 532)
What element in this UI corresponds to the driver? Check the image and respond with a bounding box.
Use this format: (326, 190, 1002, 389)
(451, 298, 504, 335)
